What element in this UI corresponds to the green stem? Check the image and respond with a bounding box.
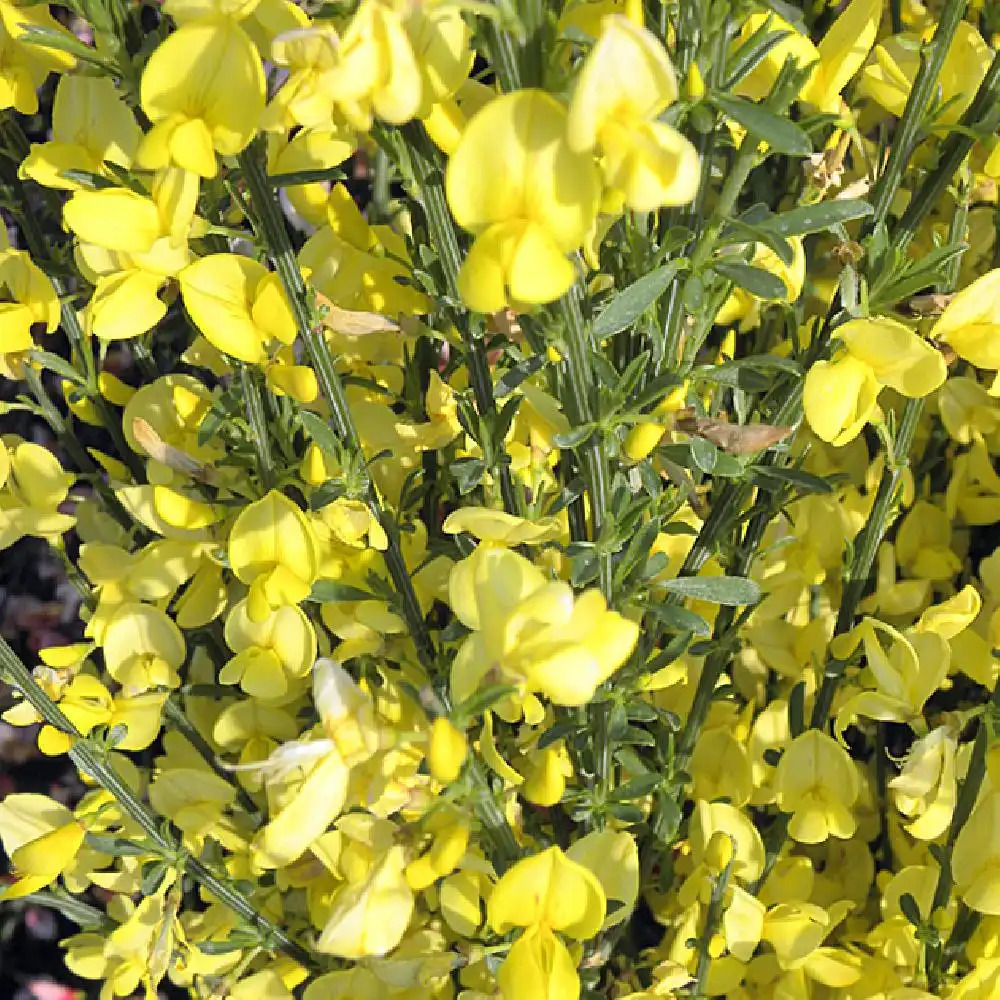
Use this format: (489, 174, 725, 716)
(395, 122, 522, 518)
(25, 366, 135, 534)
(556, 291, 613, 599)
(484, 6, 522, 92)
(0, 635, 320, 970)
(239, 364, 275, 494)
(690, 849, 736, 1000)
(925, 684, 1000, 989)
(895, 47, 1000, 248)
(19, 890, 111, 930)
(163, 697, 261, 819)
(237, 144, 435, 670)
(865, 0, 968, 233)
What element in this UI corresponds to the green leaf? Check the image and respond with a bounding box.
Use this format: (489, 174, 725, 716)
(689, 437, 717, 474)
(456, 684, 519, 721)
(553, 424, 597, 449)
(899, 893, 923, 928)
(592, 263, 681, 338)
(663, 575, 762, 606)
(59, 169, 116, 190)
(495, 353, 546, 397)
(306, 581, 374, 603)
(85, 833, 152, 857)
(713, 260, 788, 300)
(750, 465, 834, 495)
(710, 94, 812, 156)
(452, 457, 486, 494)
(17, 24, 119, 72)
(788, 681, 806, 738)
(299, 409, 342, 458)
(643, 603, 711, 637)
(30, 349, 87, 386)
(762, 199, 873, 237)
(609, 774, 663, 801)
(267, 166, 347, 186)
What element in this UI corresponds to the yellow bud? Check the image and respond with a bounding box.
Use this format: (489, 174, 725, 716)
(685, 63, 706, 101)
(62, 381, 100, 426)
(546, 344, 564, 363)
(301, 442, 331, 487)
(97, 371, 136, 406)
(708, 933, 727, 959)
(623, 421, 666, 462)
(428, 718, 468, 785)
(704, 831, 734, 875)
(522, 747, 567, 807)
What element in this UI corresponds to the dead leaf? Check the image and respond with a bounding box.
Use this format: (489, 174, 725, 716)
(314, 291, 399, 336)
(674, 410, 794, 455)
(132, 418, 219, 484)
(905, 293, 955, 317)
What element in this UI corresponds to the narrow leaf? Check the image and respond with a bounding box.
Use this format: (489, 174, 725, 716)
(762, 198, 873, 237)
(663, 575, 762, 606)
(592, 263, 681, 338)
(710, 94, 812, 156)
(713, 260, 789, 300)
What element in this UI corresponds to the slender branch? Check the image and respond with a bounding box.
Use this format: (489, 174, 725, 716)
(237, 142, 435, 670)
(925, 683, 1000, 989)
(239, 364, 275, 494)
(395, 122, 522, 518)
(0, 634, 321, 970)
(865, 0, 968, 233)
(25, 366, 136, 534)
(895, 48, 1000, 248)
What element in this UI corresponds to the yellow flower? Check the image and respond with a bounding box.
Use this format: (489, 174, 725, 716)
(488, 845, 606, 938)
(931, 269, 1000, 379)
(179, 253, 297, 364)
(138, 15, 265, 177)
(803, 317, 946, 445)
(488, 847, 605, 1000)
(888, 726, 958, 841)
(446, 90, 601, 311)
(442, 506, 560, 545)
(565, 830, 639, 930)
(802, 353, 881, 446)
(833, 617, 950, 732)
(101, 602, 187, 692)
(317, 845, 414, 956)
(65, 170, 200, 341)
(953, 791, 1000, 914)
(734, 0, 879, 112)
(298, 183, 431, 316)
(497, 925, 582, 1000)
(228, 490, 319, 622)
(0, 793, 85, 899)
(521, 746, 568, 806)
(774, 730, 859, 843)
(566, 15, 698, 211)
(222, 599, 317, 699)
(0, 0, 76, 115)
(0, 438, 75, 550)
(861, 21, 992, 126)
(20, 74, 140, 190)
(0, 249, 61, 377)
(249, 660, 378, 868)
(449, 543, 639, 708)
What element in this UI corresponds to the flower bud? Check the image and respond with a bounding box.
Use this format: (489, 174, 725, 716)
(522, 747, 566, 807)
(704, 831, 735, 876)
(685, 63, 706, 101)
(428, 717, 467, 785)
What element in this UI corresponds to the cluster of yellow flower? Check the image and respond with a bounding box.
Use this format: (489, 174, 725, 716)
(1, 0, 1000, 997)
